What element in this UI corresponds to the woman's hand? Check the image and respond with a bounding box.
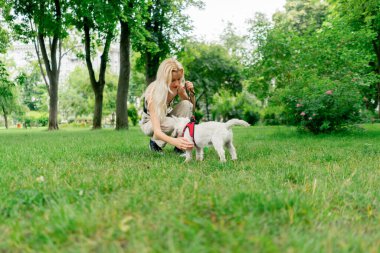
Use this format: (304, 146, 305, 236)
(173, 137, 194, 150)
(185, 81, 194, 94)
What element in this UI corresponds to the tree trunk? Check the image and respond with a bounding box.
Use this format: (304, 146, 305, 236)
(48, 77, 59, 130)
(36, 0, 62, 131)
(205, 91, 210, 121)
(1, 105, 8, 129)
(145, 51, 160, 86)
(378, 83, 380, 119)
(83, 18, 112, 129)
(116, 19, 131, 130)
(38, 33, 60, 130)
(93, 92, 104, 129)
(373, 33, 380, 118)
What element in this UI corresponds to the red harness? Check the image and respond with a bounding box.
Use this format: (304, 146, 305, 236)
(181, 122, 197, 147)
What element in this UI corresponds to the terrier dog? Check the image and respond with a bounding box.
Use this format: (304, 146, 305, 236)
(172, 117, 250, 162)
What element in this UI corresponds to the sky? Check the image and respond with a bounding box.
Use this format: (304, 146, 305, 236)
(185, 0, 286, 42)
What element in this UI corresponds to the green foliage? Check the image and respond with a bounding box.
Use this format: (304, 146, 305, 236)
(260, 106, 286, 126)
(23, 111, 49, 127)
(136, 0, 204, 80)
(246, 1, 377, 131)
(60, 67, 118, 118)
(220, 22, 247, 59)
(0, 61, 20, 118)
(212, 90, 260, 125)
(129, 51, 146, 101)
(279, 75, 363, 133)
(180, 41, 243, 119)
(0, 22, 9, 54)
(193, 109, 204, 123)
(15, 63, 47, 111)
(273, 0, 329, 34)
(4, 0, 71, 42)
(127, 104, 139, 126)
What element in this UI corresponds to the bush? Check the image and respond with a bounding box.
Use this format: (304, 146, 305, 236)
(212, 90, 260, 125)
(279, 77, 363, 133)
(193, 110, 204, 124)
(260, 106, 286, 125)
(23, 111, 49, 127)
(359, 109, 380, 124)
(128, 104, 139, 126)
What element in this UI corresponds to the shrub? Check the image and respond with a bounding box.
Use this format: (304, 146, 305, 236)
(23, 111, 49, 127)
(193, 110, 204, 124)
(212, 90, 260, 125)
(279, 77, 363, 133)
(260, 106, 286, 125)
(359, 109, 380, 124)
(128, 104, 139, 126)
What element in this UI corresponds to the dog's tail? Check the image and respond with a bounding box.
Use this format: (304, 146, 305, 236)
(225, 119, 250, 130)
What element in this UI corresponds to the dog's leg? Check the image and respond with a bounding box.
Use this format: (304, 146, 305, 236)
(185, 149, 192, 162)
(196, 147, 204, 161)
(212, 138, 226, 162)
(226, 141, 237, 160)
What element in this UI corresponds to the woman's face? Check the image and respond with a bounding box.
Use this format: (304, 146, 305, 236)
(169, 70, 183, 90)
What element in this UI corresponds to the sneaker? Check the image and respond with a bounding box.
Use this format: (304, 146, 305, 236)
(149, 139, 163, 152)
(173, 146, 184, 154)
(174, 147, 187, 157)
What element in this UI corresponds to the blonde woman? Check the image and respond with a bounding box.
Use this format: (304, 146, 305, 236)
(140, 58, 196, 153)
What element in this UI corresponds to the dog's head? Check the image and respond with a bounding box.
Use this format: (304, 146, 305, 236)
(171, 116, 191, 137)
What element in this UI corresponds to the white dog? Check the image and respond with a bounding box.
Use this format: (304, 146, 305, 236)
(172, 117, 250, 162)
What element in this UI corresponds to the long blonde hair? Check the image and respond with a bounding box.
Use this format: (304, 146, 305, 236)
(144, 58, 185, 121)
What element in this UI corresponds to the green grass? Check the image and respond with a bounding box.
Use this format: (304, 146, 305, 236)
(0, 125, 379, 252)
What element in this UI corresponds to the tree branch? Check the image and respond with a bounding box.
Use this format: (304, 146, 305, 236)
(38, 33, 53, 91)
(83, 17, 98, 88)
(29, 18, 50, 95)
(99, 29, 113, 85)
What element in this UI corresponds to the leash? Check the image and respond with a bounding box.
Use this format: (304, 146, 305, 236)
(184, 81, 196, 115)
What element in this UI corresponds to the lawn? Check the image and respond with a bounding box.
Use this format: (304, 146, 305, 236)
(0, 125, 379, 252)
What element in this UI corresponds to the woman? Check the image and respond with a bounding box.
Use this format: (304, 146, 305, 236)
(140, 58, 195, 153)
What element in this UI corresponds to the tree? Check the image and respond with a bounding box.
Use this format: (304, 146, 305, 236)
(329, 0, 380, 117)
(0, 61, 18, 129)
(71, 0, 118, 129)
(139, 0, 203, 86)
(15, 62, 47, 112)
(180, 41, 243, 120)
(219, 22, 247, 60)
(116, 0, 148, 130)
(4, 0, 71, 130)
(0, 14, 15, 129)
(60, 66, 118, 120)
(0, 11, 9, 53)
(273, 0, 328, 34)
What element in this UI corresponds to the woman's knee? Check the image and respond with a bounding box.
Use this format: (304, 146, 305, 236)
(178, 100, 193, 112)
(180, 100, 192, 107)
(140, 122, 153, 136)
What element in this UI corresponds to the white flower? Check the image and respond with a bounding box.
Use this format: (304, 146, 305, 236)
(36, 176, 45, 183)
(119, 215, 133, 232)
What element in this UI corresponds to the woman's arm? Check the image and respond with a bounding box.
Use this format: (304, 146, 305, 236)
(178, 81, 195, 111)
(148, 100, 194, 150)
